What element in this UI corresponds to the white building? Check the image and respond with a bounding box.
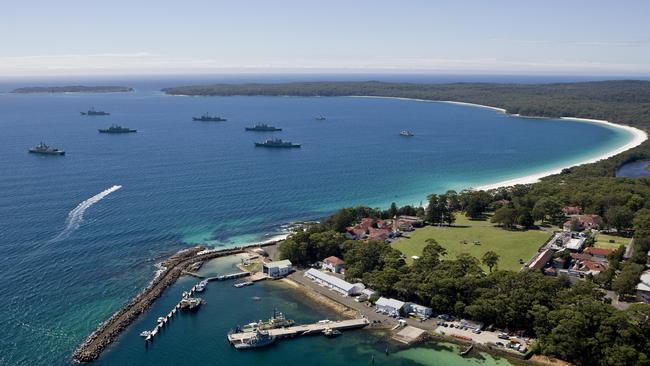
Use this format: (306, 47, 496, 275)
(322, 256, 345, 274)
(263, 259, 293, 279)
(304, 268, 365, 296)
(637, 271, 650, 303)
(460, 319, 484, 331)
(375, 297, 405, 315)
(406, 303, 433, 319)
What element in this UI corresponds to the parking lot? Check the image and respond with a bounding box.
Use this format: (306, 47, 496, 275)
(434, 320, 530, 354)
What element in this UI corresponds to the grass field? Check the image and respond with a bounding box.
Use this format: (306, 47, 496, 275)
(593, 233, 630, 250)
(392, 215, 552, 271)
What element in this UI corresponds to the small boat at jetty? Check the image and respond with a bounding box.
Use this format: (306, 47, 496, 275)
(179, 294, 203, 311)
(195, 279, 208, 292)
(323, 328, 341, 337)
(233, 329, 276, 350)
(140, 331, 151, 338)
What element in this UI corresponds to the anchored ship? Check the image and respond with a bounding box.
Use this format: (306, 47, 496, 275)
(254, 139, 301, 148)
(98, 125, 137, 133)
(28, 142, 65, 155)
(81, 107, 110, 116)
(192, 113, 227, 122)
(245, 123, 282, 132)
(400, 130, 414, 136)
(315, 115, 326, 121)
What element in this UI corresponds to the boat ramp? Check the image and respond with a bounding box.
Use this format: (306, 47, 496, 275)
(227, 318, 369, 344)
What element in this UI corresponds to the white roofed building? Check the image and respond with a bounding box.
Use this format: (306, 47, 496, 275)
(304, 268, 365, 296)
(375, 297, 406, 315)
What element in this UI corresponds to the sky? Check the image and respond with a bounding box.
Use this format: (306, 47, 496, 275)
(1, 0, 649, 76)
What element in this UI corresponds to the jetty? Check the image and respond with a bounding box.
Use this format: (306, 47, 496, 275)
(227, 318, 369, 344)
(72, 242, 278, 363)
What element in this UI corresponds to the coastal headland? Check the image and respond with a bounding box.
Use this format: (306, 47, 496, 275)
(71, 242, 278, 363)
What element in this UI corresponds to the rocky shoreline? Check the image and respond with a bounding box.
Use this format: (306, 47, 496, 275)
(71, 242, 277, 363)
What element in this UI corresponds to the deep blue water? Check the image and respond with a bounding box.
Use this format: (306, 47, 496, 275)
(0, 81, 633, 365)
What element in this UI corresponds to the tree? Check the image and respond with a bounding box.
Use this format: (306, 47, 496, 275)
(388, 202, 398, 218)
(426, 194, 454, 225)
(491, 206, 516, 228)
(532, 198, 562, 224)
(413, 239, 447, 272)
(605, 206, 634, 231)
(482, 251, 500, 272)
(612, 262, 643, 297)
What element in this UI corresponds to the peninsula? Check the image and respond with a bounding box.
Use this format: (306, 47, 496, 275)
(12, 85, 134, 93)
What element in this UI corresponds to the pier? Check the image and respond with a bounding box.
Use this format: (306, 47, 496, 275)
(227, 318, 369, 344)
(72, 242, 278, 363)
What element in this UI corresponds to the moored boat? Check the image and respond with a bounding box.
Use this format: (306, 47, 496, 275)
(98, 124, 137, 133)
(245, 123, 282, 131)
(28, 142, 65, 155)
(254, 138, 301, 148)
(81, 107, 109, 116)
(193, 113, 226, 122)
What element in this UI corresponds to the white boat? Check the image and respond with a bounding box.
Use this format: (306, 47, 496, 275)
(234, 281, 253, 288)
(195, 280, 208, 292)
(140, 330, 152, 338)
(400, 130, 414, 137)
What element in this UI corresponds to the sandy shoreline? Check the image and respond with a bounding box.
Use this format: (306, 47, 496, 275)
(350, 95, 648, 190)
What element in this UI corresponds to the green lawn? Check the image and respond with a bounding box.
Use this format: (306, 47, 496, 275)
(594, 233, 630, 250)
(392, 215, 551, 271)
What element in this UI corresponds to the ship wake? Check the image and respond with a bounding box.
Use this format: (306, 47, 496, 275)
(51, 185, 122, 242)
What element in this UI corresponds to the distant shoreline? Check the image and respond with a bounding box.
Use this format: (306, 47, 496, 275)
(11, 85, 134, 94)
(350, 95, 648, 190)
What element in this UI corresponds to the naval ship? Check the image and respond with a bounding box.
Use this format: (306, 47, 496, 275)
(98, 125, 137, 133)
(28, 142, 65, 155)
(245, 123, 282, 132)
(254, 139, 301, 148)
(192, 113, 227, 122)
(81, 107, 110, 116)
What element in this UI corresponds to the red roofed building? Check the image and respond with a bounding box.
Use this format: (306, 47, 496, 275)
(583, 247, 614, 259)
(563, 214, 603, 231)
(345, 227, 367, 240)
(322, 256, 345, 273)
(528, 249, 554, 270)
(359, 218, 375, 231)
(368, 228, 391, 241)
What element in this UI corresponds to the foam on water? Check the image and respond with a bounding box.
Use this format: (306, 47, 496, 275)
(50, 185, 122, 242)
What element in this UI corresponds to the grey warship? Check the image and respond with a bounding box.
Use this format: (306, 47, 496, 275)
(29, 142, 65, 155)
(245, 123, 282, 132)
(254, 139, 301, 148)
(98, 125, 137, 133)
(81, 107, 110, 116)
(193, 113, 227, 122)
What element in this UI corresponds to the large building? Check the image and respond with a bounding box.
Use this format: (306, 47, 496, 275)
(375, 297, 406, 315)
(406, 303, 433, 319)
(263, 259, 293, 279)
(304, 268, 365, 296)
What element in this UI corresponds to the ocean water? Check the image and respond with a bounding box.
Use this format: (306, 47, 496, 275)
(0, 83, 632, 365)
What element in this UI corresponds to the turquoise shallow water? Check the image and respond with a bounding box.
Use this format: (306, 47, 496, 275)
(0, 83, 632, 365)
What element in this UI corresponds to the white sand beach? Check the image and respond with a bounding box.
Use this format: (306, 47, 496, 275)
(349, 95, 648, 191)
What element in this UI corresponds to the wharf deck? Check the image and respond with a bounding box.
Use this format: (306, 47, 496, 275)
(227, 318, 369, 343)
